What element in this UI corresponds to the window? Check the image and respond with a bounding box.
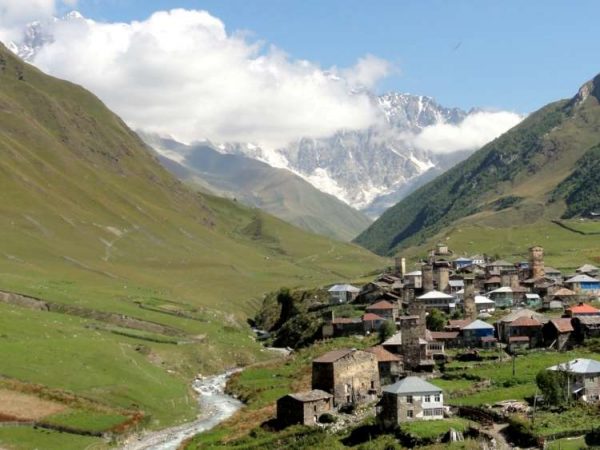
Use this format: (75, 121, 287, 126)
(406, 395, 413, 404)
(434, 394, 441, 402)
(424, 395, 431, 403)
(406, 410, 413, 418)
(370, 381, 375, 389)
(314, 405, 317, 413)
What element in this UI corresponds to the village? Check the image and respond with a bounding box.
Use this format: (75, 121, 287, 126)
(273, 244, 600, 448)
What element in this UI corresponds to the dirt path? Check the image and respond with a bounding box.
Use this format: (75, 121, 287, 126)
(486, 423, 512, 450)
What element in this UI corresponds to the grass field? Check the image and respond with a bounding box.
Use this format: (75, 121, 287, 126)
(400, 215, 600, 271)
(401, 418, 471, 440)
(547, 436, 587, 449)
(0, 427, 105, 450)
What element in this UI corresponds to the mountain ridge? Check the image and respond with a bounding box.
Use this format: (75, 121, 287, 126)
(355, 73, 600, 256)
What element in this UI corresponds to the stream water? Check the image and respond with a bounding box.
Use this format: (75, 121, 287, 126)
(120, 370, 243, 450)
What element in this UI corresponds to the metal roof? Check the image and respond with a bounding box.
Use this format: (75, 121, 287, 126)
(566, 274, 600, 283)
(548, 358, 600, 374)
(417, 290, 454, 300)
(462, 319, 494, 330)
(382, 376, 442, 395)
(382, 332, 403, 346)
(328, 284, 360, 292)
(577, 264, 599, 273)
(287, 389, 333, 402)
(475, 295, 495, 304)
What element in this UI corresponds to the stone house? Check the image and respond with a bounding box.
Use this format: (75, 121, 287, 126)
(366, 300, 398, 321)
(475, 295, 496, 313)
(495, 309, 547, 343)
(488, 287, 520, 308)
(322, 317, 363, 338)
(547, 359, 600, 403)
(328, 284, 360, 304)
(276, 390, 333, 427)
(366, 345, 403, 383)
(542, 318, 574, 351)
(312, 348, 380, 407)
(362, 313, 386, 333)
(508, 335, 530, 352)
(576, 264, 600, 277)
(486, 260, 514, 277)
(378, 377, 444, 429)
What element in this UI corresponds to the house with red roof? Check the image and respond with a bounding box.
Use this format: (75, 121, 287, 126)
(366, 345, 403, 383)
(507, 315, 544, 348)
(366, 300, 398, 321)
(362, 313, 386, 332)
(566, 303, 600, 318)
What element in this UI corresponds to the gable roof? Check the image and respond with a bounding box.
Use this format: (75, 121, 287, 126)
(366, 345, 402, 362)
(475, 295, 495, 304)
(313, 348, 355, 363)
(577, 264, 599, 273)
(430, 331, 459, 340)
(362, 313, 385, 321)
(382, 376, 442, 395)
(548, 358, 600, 374)
(367, 300, 396, 310)
(510, 316, 542, 327)
(567, 303, 600, 314)
(484, 276, 501, 284)
(487, 260, 513, 267)
(463, 319, 494, 330)
(565, 274, 600, 283)
(382, 332, 403, 346)
(549, 318, 574, 333)
(498, 308, 546, 323)
(446, 319, 473, 330)
(328, 284, 360, 293)
(417, 290, 454, 300)
(287, 389, 333, 402)
(488, 286, 514, 294)
(553, 287, 577, 297)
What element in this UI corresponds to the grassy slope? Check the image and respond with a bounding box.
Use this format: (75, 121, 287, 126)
(0, 45, 385, 448)
(355, 74, 600, 259)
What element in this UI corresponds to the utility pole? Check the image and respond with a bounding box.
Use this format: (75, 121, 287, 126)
(512, 353, 516, 377)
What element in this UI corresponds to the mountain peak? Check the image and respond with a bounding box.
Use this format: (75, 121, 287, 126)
(571, 73, 600, 106)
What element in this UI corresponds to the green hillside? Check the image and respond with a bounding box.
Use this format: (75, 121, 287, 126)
(143, 135, 372, 242)
(355, 73, 600, 264)
(0, 44, 385, 448)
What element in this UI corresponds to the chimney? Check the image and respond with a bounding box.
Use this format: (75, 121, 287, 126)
(463, 276, 477, 320)
(422, 264, 434, 292)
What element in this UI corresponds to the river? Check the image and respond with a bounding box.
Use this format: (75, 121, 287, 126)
(119, 370, 243, 450)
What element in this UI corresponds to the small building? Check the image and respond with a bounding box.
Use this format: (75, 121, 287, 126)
(496, 309, 548, 343)
(542, 318, 574, 351)
(429, 331, 460, 348)
(565, 303, 600, 318)
(366, 300, 399, 321)
(448, 279, 464, 295)
(475, 295, 496, 313)
(547, 359, 600, 403)
(544, 267, 563, 283)
(564, 275, 600, 295)
(328, 284, 360, 304)
(572, 316, 600, 341)
(416, 290, 456, 313)
(508, 316, 543, 347)
(445, 319, 473, 332)
(362, 313, 386, 333)
(488, 287, 518, 308)
(453, 257, 473, 270)
(576, 264, 600, 277)
(366, 345, 403, 383)
(524, 293, 542, 308)
(276, 390, 333, 427)
(378, 377, 444, 429)
(486, 260, 514, 277)
(403, 270, 422, 289)
(551, 287, 578, 305)
(460, 319, 495, 347)
(484, 276, 501, 292)
(312, 348, 380, 407)
(322, 317, 363, 338)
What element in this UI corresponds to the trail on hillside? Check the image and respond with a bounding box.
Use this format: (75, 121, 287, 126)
(119, 371, 242, 450)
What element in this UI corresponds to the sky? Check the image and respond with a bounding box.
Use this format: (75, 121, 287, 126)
(0, 1, 597, 151)
(70, 0, 600, 113)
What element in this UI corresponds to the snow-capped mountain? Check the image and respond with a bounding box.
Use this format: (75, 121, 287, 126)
(9, 14, 473, 218)
(217, 94, 470, 216)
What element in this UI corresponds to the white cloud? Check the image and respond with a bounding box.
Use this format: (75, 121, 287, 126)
(406, 110, 523, 154)
(10, 8, 387, 149)
(0, 0, 55, 41)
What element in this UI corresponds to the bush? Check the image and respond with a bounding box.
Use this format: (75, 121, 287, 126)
(318, 413, 337, 424)
(379, 320, 396, 342)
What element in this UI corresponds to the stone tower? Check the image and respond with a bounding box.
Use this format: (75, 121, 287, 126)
(436, 265, 450, 293)
(529, 246, 545, 279)
(463, 276, 477, 320)
(422, 264, 434, 292)
(395, 256, 406, 277)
